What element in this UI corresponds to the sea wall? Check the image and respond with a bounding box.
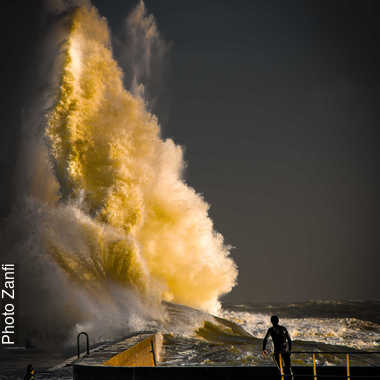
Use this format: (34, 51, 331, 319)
(73, 365, 380, 380)
(103, 333, 162, 367)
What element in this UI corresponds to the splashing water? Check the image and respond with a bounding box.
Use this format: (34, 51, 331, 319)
(43, 4, 237, 313)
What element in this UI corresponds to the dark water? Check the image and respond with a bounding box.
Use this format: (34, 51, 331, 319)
(160, 300, 380, 367)
(224, 300, 380, 324)
(1, 300, 379, 379)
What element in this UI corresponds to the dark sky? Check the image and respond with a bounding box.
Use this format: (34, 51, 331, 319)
(1, 0, 379, 303)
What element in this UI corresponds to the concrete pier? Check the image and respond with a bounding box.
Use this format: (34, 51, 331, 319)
(72, 331, 380, 380)
(75, 331, 162, 367)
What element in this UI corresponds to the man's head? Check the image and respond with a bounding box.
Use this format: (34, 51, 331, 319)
(271, 315, 279, 326)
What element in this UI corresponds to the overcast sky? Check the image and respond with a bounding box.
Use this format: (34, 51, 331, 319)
(1, 0, 379, 303)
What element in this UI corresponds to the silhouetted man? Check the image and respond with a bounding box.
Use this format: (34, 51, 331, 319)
(262, 315, 293, 379)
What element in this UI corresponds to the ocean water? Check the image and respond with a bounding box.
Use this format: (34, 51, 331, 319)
(1, 300, 379, 379)
(159, 300, 380, 367)
(221, 300, 380, 351)
(2, 2, 379, 379)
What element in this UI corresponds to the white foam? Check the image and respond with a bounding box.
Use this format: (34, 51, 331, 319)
(219, 309, 380, 350)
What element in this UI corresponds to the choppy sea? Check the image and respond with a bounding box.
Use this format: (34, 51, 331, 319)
(1, 300, 379, 379)
(160, 300, 380, 367)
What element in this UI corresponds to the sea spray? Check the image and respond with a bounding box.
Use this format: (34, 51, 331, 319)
(0, 1, 237, 348)
(45, 4, 237, 312)
(119, 0, 169, 102)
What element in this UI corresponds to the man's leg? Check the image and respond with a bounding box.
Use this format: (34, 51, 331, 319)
(282, 352, 294, 379)
(273, 352, 281, 371)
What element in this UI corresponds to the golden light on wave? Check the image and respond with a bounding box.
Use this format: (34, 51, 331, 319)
(45, 5, 237, 312)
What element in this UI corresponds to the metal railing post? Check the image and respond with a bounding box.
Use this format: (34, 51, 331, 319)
(270, 350, 380, 379)
(150, 340, 157, 366)
(346, 353, 351, 380)
(279, 353, 284, 380)
(312, 353, 317, 380)
(77, 332, 90, 359)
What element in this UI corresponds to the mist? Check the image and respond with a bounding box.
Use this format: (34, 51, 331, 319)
(0, 0, 237, 348)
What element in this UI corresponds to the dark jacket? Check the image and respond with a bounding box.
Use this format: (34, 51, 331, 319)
(263, 325, 292, 353)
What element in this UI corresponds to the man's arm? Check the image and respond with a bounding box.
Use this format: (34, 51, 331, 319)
(285, 328, 292, 352)
(262, 328, 271, 352)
